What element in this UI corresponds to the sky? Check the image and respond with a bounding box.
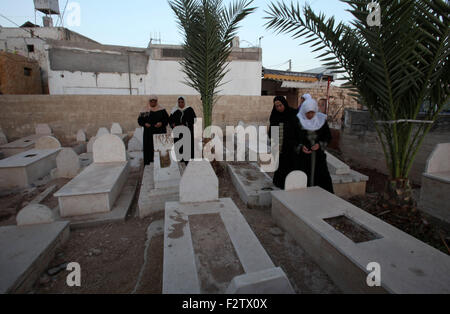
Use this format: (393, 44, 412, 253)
(0, 0, 354, 73)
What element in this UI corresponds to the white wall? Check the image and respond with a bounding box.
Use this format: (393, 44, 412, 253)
(147, 59, 262, 96)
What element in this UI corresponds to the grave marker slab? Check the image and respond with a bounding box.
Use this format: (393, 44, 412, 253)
(111, 123, 123, 135)
(96, 127, 110, 138)
(35, 136, 61, 150)
(35, 124, 52, 135)
(16, 204, 55, 226)
(93, 134, 126, 163)
(285, 171, 308, 191)
(56, 148, 80, 179)
(76, 129, 86, 142)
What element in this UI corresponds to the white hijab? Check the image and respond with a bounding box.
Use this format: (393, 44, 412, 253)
(297, 98, 327, 131)
(171, 97, 191, 114)
(301, 93, 312, 101)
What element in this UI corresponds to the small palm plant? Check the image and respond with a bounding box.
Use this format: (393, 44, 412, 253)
(168, 0, 256, 128)
(265, 0, 449, 204)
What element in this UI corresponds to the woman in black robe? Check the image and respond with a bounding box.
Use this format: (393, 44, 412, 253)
(169, 96, 196, 164)
(269, 96, 302, 189)
(138, 95, 169, 165)
(296, 98, 334, 193)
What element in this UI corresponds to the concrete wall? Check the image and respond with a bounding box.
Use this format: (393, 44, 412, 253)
(0, 95, 274, 144)
(340, 109, 450, 184)
(0, 52, 42, 94)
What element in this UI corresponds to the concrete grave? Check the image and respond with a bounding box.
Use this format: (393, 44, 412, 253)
(0, 134, 42, 158)
(16, 204, 55, 226)
(35, 136, 61, 150)
(35, 124, 52, 135)
(0, 149, 60, 189)
(419, 143, 450, 224)
(227, 162, 278, 209)
(271, 186, 450, 293)
(54, 133, 129, 218)
(0, 221, 70, 293)
(179, 160, 218, 203)
(93, 134, 127, 163)
(163, 197, 294, 294)
(76, 129, 86, 142)
(55, 148, 80, 179)
(154, 151, 181, 189)
(111, 123, 123, 135)
(96, 127, 110, 138)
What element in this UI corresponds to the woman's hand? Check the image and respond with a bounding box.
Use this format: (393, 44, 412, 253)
(302, 146, 312, 154)
(145, 123, 151, 128)
(155, 122, 163, 128)
(311, 143, 320, 151)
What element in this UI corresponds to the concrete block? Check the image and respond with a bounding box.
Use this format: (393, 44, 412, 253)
(227, 163, 278, 209)
(226, 267, 295, 294)
(271, 187, 450, 293)
(0, 149, 60, 189)
(179, 160, 218, 203)
(285, 171, 307, 191)
(326, 151, 350, 175)
(16, 204, 55, 226)
(54, 162, 129, 217)
(0, 222, 70, 293)
(93, 134, 126, 163)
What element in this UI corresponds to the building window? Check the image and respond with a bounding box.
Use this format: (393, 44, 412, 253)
(24, 67, 32, 76)
(27, 45, 35, 53)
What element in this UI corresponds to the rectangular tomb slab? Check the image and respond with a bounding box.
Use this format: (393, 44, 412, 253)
(271, 187, 450, 294)
(0, 221, 70, 294)
(163, 198, 294, 294)
(0, 134, 45, 158)
(227, 162, 279, 209)
(0, 149, 60, 189)
(54, 161, 129, 217)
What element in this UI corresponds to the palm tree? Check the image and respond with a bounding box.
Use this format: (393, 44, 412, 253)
(168, 0, 256, 128)
(265, 0, 449, 204)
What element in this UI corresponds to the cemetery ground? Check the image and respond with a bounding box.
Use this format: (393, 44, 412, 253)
(0, 152, 448, 293)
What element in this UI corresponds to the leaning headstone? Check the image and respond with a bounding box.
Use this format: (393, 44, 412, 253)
(16, 204, 55, 226)
(87, 136, 96, 153)
(111, 123, 123, 135)
(285, 171, 308, 191)
(179, 160, 218, 203)
(0, 128, 7, 145)
(35, 136, 61, 150)
(56, 148, 80, 178)
(127, 137, 142, 152)
(93, 134, 126, 163)
(35, 124, 52, 135)
(96, 127, 110, 138)
(76, 129, 86, 142)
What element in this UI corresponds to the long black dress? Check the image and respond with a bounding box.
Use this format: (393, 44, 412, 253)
(169, 107, 196, 163)
(270, 106, 302, 189)
(138, 109, 169, 165)
(298, 122, 334, 193)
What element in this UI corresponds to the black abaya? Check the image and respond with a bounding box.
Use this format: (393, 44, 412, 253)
(169, 107, 196, 163)
(138, 109, 169, 165)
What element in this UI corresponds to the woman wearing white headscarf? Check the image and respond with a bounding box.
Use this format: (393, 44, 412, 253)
(296, 98, 334, 193)
(169, 96, 196, 164)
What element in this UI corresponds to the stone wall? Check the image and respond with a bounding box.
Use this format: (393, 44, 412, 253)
(340, 109, 450, 184)
(0, 95, 274, 144)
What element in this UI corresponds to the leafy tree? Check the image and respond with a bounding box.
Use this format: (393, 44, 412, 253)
(265, 0, 449, 203)
(169, 0, 256, 128)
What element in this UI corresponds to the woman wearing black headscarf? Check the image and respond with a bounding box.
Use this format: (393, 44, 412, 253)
(269, 96, 302, 189)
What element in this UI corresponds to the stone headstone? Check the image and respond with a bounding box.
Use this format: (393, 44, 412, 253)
(127, 137, 142, 152)
(285, 171, 308, 191)
(93, 134, 127, 163)
(134, 127, 143, 144)
(16, 204, 55, 226)
(56, 148, 80, 178)
(111, 123, 123, 135)
(153, 134, 173, 153)
(35, 136, 61, 150)
(35, 124, 52, 135)
(96, 127, 110, 138)
(179, 160, 218, 203)
(0, 128, 7, 145)
(76, 129, 86, 142)
(87, 136, 96, 153)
